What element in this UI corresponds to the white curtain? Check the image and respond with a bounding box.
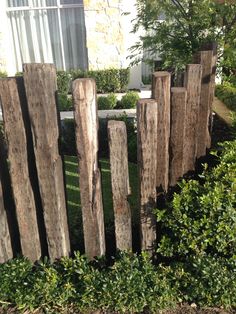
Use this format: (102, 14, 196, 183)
(7, 0, 87, 72)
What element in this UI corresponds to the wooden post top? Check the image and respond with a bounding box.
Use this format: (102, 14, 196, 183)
(108, 120, 126, 129)
(137, 98, 157, 105)
(152, 71, 170, 77)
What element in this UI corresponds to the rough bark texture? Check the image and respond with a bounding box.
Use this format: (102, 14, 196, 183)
(23, 64, 70, 261)
(207, 45, 217, 148)
(169, 88, 187, 187)
(183, 64, 202, 173)
(196, 51, 213, 158)
(108, 120, 132, 251)
(137, 99, 158, 253)
(0, 176, 12, 263)
(73, 78, 105, 259)
(0, 78, 41, 261)
(151, 72, 171, 192)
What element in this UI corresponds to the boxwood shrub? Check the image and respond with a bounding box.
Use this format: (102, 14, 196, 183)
(156, 140, 236, 259)
(61, 68, 130, 94)
(215, 83, 236, 111)
(97, 93, 117, 110)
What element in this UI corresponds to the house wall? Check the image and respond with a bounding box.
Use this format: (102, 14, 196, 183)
(84, 0, 142, 89)
(0, 1, 143, 88)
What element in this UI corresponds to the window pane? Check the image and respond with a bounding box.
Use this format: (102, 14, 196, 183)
(60, 7, 87, 70)
(8, 8, 64, 71)
(45, 0, 57, 5)
(31, 0, 57, 6)
(60, 0, 83, 5)
(7, 0, 29, 7)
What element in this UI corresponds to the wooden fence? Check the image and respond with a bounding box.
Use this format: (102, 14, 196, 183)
(0, 49, 216, 262)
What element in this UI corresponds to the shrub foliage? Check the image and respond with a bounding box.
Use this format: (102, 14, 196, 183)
(215, 83, 236, 111)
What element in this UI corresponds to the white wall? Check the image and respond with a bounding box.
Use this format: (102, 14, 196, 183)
(0, 3, 16, 75)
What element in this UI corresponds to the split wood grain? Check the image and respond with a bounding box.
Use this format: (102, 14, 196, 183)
(207, 45, 217, 149)
(169, 87, 187, 187)
(0, 178, 12, 263)
(108, 120, 132, 251)
(137, 99, 158, 253)
(0, 78, 40, 261)
(196, 51, 213, 158)
(23, 64, 70, 261)
(73, 78, 105, 259)
(152, 71, 171, 192)
(183, 64, 202, 173)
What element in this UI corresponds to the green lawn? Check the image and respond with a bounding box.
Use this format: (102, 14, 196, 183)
(64, 156, 139, 252)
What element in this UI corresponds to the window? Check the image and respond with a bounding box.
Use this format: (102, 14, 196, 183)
(6, 0, 88, 71)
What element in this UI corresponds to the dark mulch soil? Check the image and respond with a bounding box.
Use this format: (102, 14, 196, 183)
(0, 307, 235, 314)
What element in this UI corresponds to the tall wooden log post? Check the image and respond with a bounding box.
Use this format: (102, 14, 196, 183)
(207, 45, 217, 149)
(169, 88, 187, 187)
(0, 179, 12, 263)
(108, 121, 132, 251)
(195, 51, 213, 158)
(23, 64, 70, 261)
(137, 99, 158, 253)
(183, 64, 202, 173)
(73, 78, 105, 259)
(152, 72, 171, 192)
(0, 78, 41, 261)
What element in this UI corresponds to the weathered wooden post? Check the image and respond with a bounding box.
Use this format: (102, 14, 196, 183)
(195, 51, 213, 158)
(0, 180, 12, 263)
(73, 78, 105, 259)
(0, 78, 41, 261)
(207, 44, 217, 149)
(169, 87, 187, 186)
(152, 72, 171, 192)
(137, 99, 158, 253)
(108, 120, 132, 251)
(23, 64, 70, 261)
(183, 64, 202, 173)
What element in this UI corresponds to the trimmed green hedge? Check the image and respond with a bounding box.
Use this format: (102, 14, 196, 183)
(215, 83, 236, 111)
(0, 252, 235, 313)
(59, 68, 130, 94)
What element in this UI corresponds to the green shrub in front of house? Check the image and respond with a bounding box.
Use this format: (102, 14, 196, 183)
(156, 140, 236, 259)
(97, 93, 117, 110)
(0, 71, 8, 78)
(57, 70, 71, 95)
(215, 83, 236, 111)
(117, 91, 140, 109)
(58, 68, 130, 94)
(0, 251, 236, 312)
(57, 93, 72, 111)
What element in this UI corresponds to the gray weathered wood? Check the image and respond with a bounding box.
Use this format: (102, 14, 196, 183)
(137, 99, 158, 253)
(207, 46, 217, 149)
(108, 120, 132, 251)
(0, 78, 41, 261)
(183, 64, 202, 173)
(196, 51, 213, 158)
(23, 64, 70, 261)
(152, 71, 171, 192)
(169, 87, 187, 187)
(0, 179, 12, 263)
(73, 78, 105, 259)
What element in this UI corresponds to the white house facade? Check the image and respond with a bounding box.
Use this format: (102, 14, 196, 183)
(0, 0, 144, 88)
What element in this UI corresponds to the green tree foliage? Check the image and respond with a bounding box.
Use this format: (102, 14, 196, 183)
(131, 0, 236, 73)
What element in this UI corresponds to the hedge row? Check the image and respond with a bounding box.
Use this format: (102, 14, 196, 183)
(215, 83, 236, 111)
(57, 68, 130, 94)
(0, 252, 235, 313)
